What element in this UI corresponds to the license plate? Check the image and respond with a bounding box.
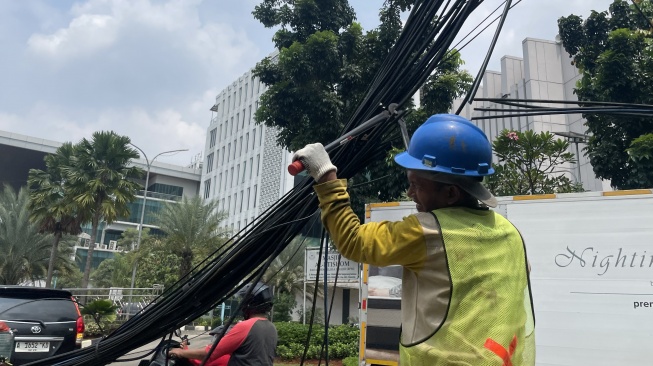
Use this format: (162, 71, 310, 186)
(15, 341, 50, 353)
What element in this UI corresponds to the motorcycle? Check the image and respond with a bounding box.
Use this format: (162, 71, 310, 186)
(138, 329, 192, 366)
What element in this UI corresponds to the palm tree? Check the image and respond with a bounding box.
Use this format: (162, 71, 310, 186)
(64, 131, 143, 288)
(0, 185, 67, 285)
(156, 196, 229, 279)
(28, 142, 86, 288)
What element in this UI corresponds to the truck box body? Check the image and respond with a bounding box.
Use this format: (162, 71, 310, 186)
(360, 189, 653, 365)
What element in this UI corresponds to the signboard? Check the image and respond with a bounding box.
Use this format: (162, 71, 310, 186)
(305, 248, 359, 282)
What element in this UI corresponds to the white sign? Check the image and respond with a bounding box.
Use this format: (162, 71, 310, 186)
(305, 248, 359, 282)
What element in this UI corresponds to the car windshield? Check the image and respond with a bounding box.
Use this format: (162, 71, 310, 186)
(0, 297, 78, 322)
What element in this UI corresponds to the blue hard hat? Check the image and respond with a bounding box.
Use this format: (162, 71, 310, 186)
(394, 114, 494, 177)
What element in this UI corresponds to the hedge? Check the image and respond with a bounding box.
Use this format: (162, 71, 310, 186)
(274, 322, 358, 360)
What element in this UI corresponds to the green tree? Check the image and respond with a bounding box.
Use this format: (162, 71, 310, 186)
(27, 142, 86, 288)
(156, 196, 229, 279)
(65, 131, 143, 288)
(558, 0, 653, 189)
(486, 130, 585, 196)
(91, 254, 132, 288)
(253, 1, 472, 210)
(0, 185, 74, 285)
(80, 299, 118, 333)
(627, 133, 653, 184)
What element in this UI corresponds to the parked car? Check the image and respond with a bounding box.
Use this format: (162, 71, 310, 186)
(0, 286, 84, 365)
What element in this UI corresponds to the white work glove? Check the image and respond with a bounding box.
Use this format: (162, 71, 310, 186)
(293, 143, 337, 181)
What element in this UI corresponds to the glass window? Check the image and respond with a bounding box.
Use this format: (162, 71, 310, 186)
(244, 83, 248, 100)
(253, 185, 258, 207)
(218, 173, 222, 193)
(256, 154, 260, 176)
(221, 147, 225, 165)
(230, 168, 234, 187)
(233, 192, 238, 215)
(236, 165, 240, 187)
(245, 133, 249, 153)
(239, 190, 244, 211)
(242, 108, 246, 129)
(259, 126, 263, 146)
(242, 161, 247, 183)
(252, 129, 256, 150)
(227, 143, 231, 162)
(246, 187, 250, 209)
(203, 179, 211, 199)
(209, 128, 217, 148)
(249, 158, 253, 180)
(236, 113, 239, 131)
(239, 137, 243, 156)
(206, 153, 214, 173)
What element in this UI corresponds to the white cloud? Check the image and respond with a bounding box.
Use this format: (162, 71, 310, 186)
(27, 14, 118, 59)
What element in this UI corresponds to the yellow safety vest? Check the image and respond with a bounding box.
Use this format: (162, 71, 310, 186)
(400, 208, 535, 366)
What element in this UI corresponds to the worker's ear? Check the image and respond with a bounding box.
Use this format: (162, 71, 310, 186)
(444, 185, 463, 206)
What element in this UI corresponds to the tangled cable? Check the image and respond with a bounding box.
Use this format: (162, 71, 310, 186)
(27, 1, 511, 365)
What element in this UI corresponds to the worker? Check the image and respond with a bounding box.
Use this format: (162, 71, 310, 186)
(169, 282, 278, 366)
(293, 114, 535, 366)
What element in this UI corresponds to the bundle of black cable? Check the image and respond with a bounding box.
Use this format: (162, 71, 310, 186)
(27, 1, 496, 365)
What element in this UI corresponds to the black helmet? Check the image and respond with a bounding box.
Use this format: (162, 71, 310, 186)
(236, 282, 273, 319)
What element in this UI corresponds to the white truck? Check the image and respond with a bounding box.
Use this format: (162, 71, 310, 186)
(360, 189, 653, 366)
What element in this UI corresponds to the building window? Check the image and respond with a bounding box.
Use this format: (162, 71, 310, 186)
(238, 87, 242, 106)
(242, 108, 246, 129)
(230, 117, 234, 135)
(228, 196, 231, 214)
(253, 185, 258, 207)
(249, 157, 253, 180)
(218, 173, 222, 193)
(227, 143, 231, 162)
(259, 126, 263, 146)
(239, 137, 243, 156)
(236, 165, 240, 187)
(230, 167, 234, 187)
(206, 153, 214, 173)
(256, 154, 260, 176)
(246, 187, 250, 209)
(245, 133, 249, 153)
(248, 106, 252, 125)
(244, 83, 248, 100)
(233, 192, 238, 215)
(236, 113, 239, 131)
(239, 190, 244, 211)
(221, 147, 225, 165)
(203, 179, 211, 199)
(252, 129, 256, 150)
(209, 128, 217, 148)
(242, 161, 247, 183)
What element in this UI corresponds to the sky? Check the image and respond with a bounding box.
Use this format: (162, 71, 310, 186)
(0, 0, 614, 166)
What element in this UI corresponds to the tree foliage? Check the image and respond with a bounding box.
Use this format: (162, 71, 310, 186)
(156, 196, 229, 279)
(64, 131, 143, 287)
(28, 142, 85, 288)
(0, 185, 76, 285)
(253, 1, 473, 212)
(486, 130, 585, 196)
(558, 0, 653, 189)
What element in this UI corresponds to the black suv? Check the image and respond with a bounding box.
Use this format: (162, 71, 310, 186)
(0, 286, 84, 365)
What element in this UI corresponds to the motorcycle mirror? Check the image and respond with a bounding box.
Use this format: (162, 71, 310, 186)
(174, 328, 181, 338)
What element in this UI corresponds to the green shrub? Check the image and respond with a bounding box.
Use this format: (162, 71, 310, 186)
(343, 356, 359, 366)
(274, 322, 358, 360)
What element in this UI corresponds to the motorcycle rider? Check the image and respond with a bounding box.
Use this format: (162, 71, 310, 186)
(169, 282, 278, 366)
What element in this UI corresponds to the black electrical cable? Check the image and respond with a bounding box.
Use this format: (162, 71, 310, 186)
(29, 1, 504, 364)
(455, 0, 513, 114)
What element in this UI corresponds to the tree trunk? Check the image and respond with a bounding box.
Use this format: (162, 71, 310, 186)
(45, 232, 63, 288)
(82, 217, 99, 288)
(179, 250, 193, 280)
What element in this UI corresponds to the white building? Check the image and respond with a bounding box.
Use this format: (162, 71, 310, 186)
(453, 37, 610, 191)
(203, 60, 295, 232)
